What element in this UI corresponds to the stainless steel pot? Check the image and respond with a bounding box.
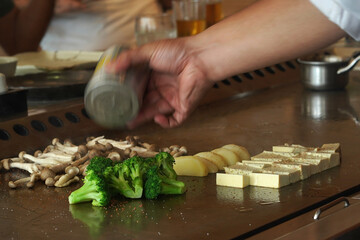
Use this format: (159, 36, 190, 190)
(298, 53, 360, 91)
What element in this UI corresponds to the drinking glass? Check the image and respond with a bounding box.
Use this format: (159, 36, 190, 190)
(206, 0, 223, 27)
(135, 13, 177, 46)
(172, 0, 206, 37)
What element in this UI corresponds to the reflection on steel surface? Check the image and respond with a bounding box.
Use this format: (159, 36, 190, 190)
(301, 89, 360, 123)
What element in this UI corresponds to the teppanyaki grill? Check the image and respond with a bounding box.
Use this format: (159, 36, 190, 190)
(1, 60, 359, 239)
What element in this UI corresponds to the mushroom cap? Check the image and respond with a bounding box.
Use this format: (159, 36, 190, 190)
(45, 178, 55, 187)
(18, 151, 26, 159)
(40, 168, 56, 181)
(77, 145, 87, 156)
(52, 138, 60, 145)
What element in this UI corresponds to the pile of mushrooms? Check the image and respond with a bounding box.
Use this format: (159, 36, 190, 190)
(0, 136, 187, 189)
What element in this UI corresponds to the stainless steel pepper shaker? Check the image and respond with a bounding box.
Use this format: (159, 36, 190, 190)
(84, 46, 149, 129)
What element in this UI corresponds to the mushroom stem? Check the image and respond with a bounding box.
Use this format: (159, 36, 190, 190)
(79, 161, 90, 175)
(86, 136, 105, 148)
(10, 162, 42, 174)
(142, 142, 157, 152)
(52, 138, 78, 155)
(54, 167, 79, 187)
(19, 151, 61, 166)
(37, 151, 74, 161)
(55, 176, 80, 187)
(71, 154, 90, 167)
(130, 146, 158, 157)
(26, 173, 40, 188)
(8, 177, 31, 189)
(87, 137, 132, 150)
(49, 162, 71, 174)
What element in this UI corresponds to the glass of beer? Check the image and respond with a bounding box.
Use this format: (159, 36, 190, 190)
(206, 0, 223, 27)
(172, 0, 206, 37)
(135, 13, 177, 46)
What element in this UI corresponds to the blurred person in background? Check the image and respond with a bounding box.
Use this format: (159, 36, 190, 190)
(111, 0, 359, 129)
(0, 0, 56, 55)
(15, 0, 172, 51)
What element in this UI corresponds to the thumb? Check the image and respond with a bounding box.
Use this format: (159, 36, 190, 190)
(108, 45, 155, 73)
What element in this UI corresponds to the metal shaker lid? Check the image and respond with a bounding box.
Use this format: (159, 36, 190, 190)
(84, 81, 139, 129)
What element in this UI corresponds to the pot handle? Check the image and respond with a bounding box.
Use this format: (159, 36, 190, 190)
(337, 51, 360, 74)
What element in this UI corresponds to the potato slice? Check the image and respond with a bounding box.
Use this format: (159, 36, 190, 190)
(212, 148, 240, 166)
(222, 144, 250, 161)
(195, 152, 227, 170)
(194, 156, 219, 173)
(174, 156, 209, 177)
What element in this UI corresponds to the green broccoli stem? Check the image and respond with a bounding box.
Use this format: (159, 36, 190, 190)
(162, 163, 177, 180)
(132, 177, 144, 198)
(160, 177, 186, 195)
(160, 183, 186, 195)
(69, 181, 103, 204)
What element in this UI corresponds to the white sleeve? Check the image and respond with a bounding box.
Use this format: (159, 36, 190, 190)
(309, 0, 360, 41)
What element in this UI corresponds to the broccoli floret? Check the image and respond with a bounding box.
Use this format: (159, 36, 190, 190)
(103, 157, 145, 199)
(68, 170, 111, 207)
(144, 165, 186, 199)
(86, 156, 113, 175)
(154, 152, 178, 180)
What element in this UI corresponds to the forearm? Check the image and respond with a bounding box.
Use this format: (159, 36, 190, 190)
(189, 0, 346, 81)
(1, 0, 55, 55)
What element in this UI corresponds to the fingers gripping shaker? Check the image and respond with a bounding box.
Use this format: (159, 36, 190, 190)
(84, 46, 149, 129)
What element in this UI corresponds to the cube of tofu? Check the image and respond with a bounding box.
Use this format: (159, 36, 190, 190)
(249, 172, 290, 188)
(242, 160, 311, 180)
(224, 162, 300, 187)
(216, 173, 250, 188)
(252, 151, 330, 173)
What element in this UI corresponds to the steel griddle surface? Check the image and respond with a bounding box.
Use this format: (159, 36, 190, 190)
(1, 74, 360, 239)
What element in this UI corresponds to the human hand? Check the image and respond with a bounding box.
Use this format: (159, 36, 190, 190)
(110, 38, 213, 129)
(55, 0, 86, 14)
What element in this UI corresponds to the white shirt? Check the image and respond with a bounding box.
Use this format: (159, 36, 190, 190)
(40, 0, 162, 51)
(310, 0, 360, 41)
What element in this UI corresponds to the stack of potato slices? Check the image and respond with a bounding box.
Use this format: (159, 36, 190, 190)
(174, 144, 250, 177)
